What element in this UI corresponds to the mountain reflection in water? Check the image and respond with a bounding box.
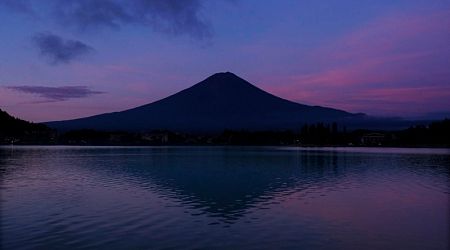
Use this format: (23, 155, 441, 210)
(1, 146, 449, 250)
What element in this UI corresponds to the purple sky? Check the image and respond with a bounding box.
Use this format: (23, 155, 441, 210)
(0, 0, 449, 122)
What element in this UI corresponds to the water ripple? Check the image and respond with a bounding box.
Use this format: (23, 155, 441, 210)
(1, 146, 448, 250)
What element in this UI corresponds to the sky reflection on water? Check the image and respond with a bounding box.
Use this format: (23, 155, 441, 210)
(1, 146, 449, 249)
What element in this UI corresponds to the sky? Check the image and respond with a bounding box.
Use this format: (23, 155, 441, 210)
(0, 0, 449, 122)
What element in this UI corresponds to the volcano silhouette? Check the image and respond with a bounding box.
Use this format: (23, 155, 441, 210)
(46, 72, 361, 131)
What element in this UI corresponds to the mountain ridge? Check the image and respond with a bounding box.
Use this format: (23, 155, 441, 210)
(45, 72, 363, 132)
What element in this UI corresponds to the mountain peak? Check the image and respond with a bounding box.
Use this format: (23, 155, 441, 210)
(196, 72, 254, 91)
(209, 71, 238, 78)
(46, 72, 357, 132)
(204, 71, 243, 83)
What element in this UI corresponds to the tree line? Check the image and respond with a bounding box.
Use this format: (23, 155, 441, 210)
(1, 109, 449, 146)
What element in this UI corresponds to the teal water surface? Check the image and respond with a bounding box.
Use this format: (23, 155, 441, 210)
(1, 146, 449, 249)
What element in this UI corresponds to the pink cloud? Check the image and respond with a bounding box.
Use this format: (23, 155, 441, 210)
(335, 86, 450, 116)
(290, 51, 438, 87)
(265, 84, 450, 116)
(263, 9, 450, 116)
(316, 9, 450, 62)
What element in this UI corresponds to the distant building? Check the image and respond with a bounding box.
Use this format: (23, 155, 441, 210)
(361, 133, 385, 146)
(142, 132, 169, 144)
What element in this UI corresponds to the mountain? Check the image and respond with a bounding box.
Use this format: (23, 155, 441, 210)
(46, 72, 364, 132)
(0, 109, 53, 144)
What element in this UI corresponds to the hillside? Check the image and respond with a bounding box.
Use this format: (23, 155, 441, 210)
(46, 72, 363, 132)
(0, 109, 54, 144)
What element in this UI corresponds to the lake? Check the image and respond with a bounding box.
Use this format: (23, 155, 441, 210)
(1, 146, 449, 249)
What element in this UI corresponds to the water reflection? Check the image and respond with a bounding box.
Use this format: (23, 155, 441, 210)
(2, 147, 354, 222)
(1, 146, 449, 250)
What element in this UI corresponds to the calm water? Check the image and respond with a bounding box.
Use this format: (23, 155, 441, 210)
(1, 146, 449, 250)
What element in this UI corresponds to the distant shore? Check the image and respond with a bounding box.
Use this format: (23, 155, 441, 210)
(1, 108, 449, 148)
(1, 143, 449, 148)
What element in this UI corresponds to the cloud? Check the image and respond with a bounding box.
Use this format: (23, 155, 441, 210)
(262, 9, 450, 116)
(330, 86, 450, 116)
(302, 9, 450, 88)
(6, 85, 104, 102)
(2, 0, 215, 39)
(32, 32, 94, 64)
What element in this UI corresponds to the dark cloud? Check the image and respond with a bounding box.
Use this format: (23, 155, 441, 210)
(32, 32, 94, 64)
(2, 0, 216, 39)
(7, 85, 104, 102)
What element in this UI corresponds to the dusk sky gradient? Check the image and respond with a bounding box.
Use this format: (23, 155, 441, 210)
(0, 0, 449, 122)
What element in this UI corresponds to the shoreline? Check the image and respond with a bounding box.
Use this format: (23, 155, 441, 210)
(2, 144, 449, 149)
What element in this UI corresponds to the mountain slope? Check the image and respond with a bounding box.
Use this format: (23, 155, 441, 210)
(46, 72, 362, 132)
(0, 109, 53, 144)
